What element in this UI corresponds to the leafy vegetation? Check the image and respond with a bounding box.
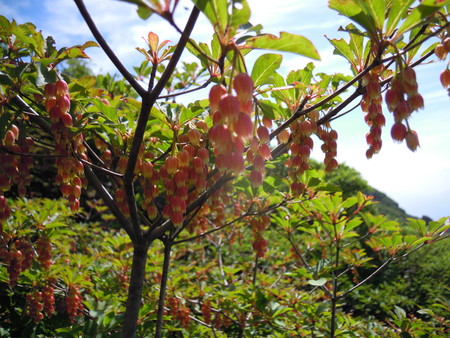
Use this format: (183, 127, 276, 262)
(1, 1, 449, 336)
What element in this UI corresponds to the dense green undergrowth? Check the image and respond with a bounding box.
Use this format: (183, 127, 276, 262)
(1, 193, 448, 337)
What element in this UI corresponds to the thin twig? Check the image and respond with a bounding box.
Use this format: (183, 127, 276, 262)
(158, 79, 212, 99)
(73, 0, 146, 97)
(79, 158, 123, 177)
(84, 166, 135, 239)
(173, 210, 249, 245)
(338, 258, 393, 299)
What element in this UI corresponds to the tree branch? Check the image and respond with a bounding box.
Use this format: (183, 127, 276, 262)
(124, 5, 200, 186)
(338, 258, 393, 299)
(158, 79, 212, 99)
(73, 0, 147, 97)
(155, 238, 172, 338)
(84, 166, 135, 239)
(122, 6, 200, 242)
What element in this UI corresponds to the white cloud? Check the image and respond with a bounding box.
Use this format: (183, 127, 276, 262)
(0, 0, 32, 21)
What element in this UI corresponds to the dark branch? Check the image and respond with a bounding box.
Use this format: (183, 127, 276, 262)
(84, 166, 135, 239)
(73, 0, 147, 97)
(123, 6, 200, 241)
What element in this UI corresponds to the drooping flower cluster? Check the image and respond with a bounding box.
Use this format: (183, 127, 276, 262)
(66, 284, 84, 323)
(0, 125, 34, 225)
(25, 283, 56, 323)
(361, 71, 386, 158)
(159, 135, 209, 227)
(385, 67, 422, 151)
(250, 214, 270, 258)
(208, 79, 252, 175)
(167, 296, 191, 329)
(44, 79, 87, 211)
(36, 235, 53, 270)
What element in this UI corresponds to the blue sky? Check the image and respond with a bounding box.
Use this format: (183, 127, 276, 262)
(2, 0, 449, 220)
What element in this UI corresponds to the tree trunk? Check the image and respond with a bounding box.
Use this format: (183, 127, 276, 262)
(155, 240, 172, 338)
(122, 242, 149, 337)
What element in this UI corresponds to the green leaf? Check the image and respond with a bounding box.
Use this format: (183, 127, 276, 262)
(410, 237, 432, 247)
(11, 24, 46, 57)
(179, 106, 202, 125)
(417, 309, 435, 316)
(329, 0, 377, 36)
(316, 183, 342, 193)
(346, 23, 364, 61)
(243, 32, 320, 60)
(327, 37, 355, 64)
(0, 71, 13, 86)
(290, 267, 313, 279)
(186, 41, 211, 68)
(150, 106, 169, 125)
(342, 196, 358, 209)
(251, 54, 283, 87)
(272, 307, 292, 317)
(137, 5, 154, 19)
(287, 63, 315, 86)
(35, 63, 57, 87)
(345, 217, 362, 232)
(45, 222, 68, 229)
(262, 176, 278, 194)
(193, 0, 228, 36)
(396, 0, 450, 37)
(385, 0, 415, 36)
(355, 0, 385, 31)
(257, 100, 279, 120)
(211, 33, 222, 59)
(308, 278, 327, 286)
(393, 305, 406, 320)
(230, 0, 251, 30)
(92, 98, 118, 123)
(255, 290, 268, 311)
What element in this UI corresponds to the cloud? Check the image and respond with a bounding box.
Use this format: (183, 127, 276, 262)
(0, 0, 33, 21)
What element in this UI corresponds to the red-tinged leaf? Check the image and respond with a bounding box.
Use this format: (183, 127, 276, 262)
(242, 32, 320, 60)
(158, 39, 170, 52)
(80, 41, 99, 49)
(54, 41, 98, 64)
(148, 32, 159, 52)
(136, 47, 151, 60)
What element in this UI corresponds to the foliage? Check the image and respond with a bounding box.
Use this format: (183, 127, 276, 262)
(0, 1, 450, 337)
(346, 235, 450, 320)
(1, 195, 449, 337)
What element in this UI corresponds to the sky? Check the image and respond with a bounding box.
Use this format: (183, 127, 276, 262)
(1, 0, 449, 220)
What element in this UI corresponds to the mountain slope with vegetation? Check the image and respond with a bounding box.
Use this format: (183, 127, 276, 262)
(322, 162, 416, 222)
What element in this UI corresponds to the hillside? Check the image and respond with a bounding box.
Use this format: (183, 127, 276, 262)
(321, 162, 417, 222)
